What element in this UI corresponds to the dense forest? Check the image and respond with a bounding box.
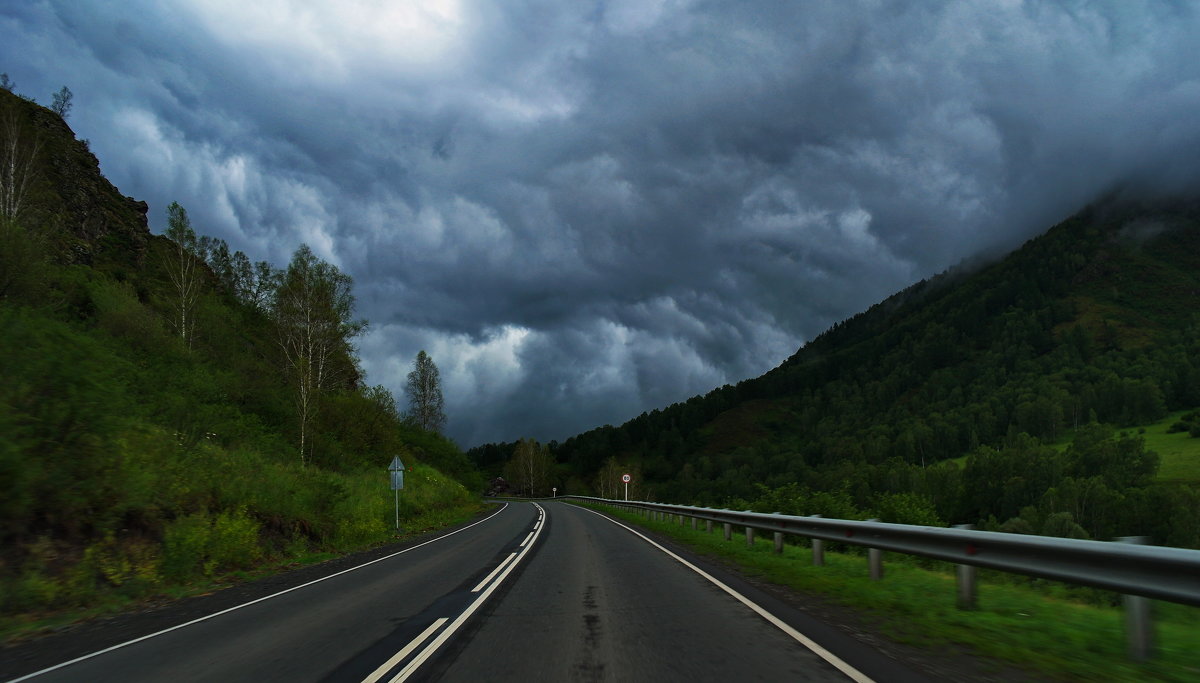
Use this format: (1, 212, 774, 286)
(471, 196, 1200, 548)
(0, 88, 479, 621)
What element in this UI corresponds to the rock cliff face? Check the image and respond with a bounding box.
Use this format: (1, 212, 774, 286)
(1, 88, 150, 270)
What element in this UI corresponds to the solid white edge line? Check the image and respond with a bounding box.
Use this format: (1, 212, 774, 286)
(360, 617, 448, 683)
(471, 553, 518, 593)
(573, 505, 875, 683)
(392, 503, 546, 682)
(7, 504, 511, 683)
(519, 531, 534, 547)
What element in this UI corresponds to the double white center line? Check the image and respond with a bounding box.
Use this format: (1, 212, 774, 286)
(362, 503, 546, 683)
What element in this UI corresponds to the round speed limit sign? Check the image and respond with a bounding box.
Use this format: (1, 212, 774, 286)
(622, 474, 631, 483)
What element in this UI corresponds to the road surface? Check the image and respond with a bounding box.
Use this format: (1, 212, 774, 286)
(3, 502, 931, 682)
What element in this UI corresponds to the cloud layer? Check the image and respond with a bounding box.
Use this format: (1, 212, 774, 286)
(4, 1, 1200, 445)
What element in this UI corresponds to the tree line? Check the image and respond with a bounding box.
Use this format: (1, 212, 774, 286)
(159, 200, 448, 468)
(472, 196, 1200, 548)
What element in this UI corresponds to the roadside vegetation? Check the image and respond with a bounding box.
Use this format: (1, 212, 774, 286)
(584, 502, 1200, 682)
(0, 87, 482, 641)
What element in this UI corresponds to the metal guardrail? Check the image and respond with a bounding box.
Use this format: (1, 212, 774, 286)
(558, 495, 1200, 660)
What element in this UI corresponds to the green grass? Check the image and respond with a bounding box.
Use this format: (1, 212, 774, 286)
(0, 500, 483, 644)
(1139, 411, 1200, 483)
(581, 503, 1200, 682)
(943, 411, 1200, 483)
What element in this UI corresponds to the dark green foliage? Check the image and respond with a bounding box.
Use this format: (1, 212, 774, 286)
(0, 88, 484, 621)
(1167, 409, 1200, 437)
(478, 193, 1200, 547)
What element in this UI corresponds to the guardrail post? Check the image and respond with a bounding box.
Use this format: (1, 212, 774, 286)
(706, 520, 713, 533)
(692, 517, 698, 530)
(746, 525, 755, 548)
(953, 524, 977, 610)
(810, 514, 824, 566)
(867, 518, 883, 580)
(772, 512, 784, 554)
(1118, 536, 1155, 661)
(724, 522, 732, 541)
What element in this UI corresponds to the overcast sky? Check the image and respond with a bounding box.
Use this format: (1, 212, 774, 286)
(4, 1, 1199, 446)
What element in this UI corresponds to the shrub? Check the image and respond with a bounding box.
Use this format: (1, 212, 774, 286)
(206, 509, 261, 575)
(162, 513, 212, 581)
(871, 492, 944, 527)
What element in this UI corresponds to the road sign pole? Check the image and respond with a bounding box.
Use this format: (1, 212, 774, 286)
(624, 481, 628, 501)
(388, 455, 406, 533)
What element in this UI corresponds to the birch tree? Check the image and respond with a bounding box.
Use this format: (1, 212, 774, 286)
(503, 438, 553, 497)
(0, 101, 41, 222)
(406, 350, 446, 434)
(49, 86, 72, 119)
(161, 202, 202, 348)
(596, 457, 643, 500)
(273, 244, 363, 466)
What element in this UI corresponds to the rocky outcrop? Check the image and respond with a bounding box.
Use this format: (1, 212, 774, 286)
(1, 88, 151, 269)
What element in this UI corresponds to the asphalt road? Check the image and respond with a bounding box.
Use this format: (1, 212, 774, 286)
(4, 502, 933, 683)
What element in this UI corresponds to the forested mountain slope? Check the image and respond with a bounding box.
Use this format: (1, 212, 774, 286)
(480, 193, 1200, 547)
(0, 88, 480, 628)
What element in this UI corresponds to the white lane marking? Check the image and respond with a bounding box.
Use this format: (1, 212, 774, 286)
(389, 503, 546, 682)
(8, 504, 511, 683)
(519, 531, 534, 547)
(360, 618, 448, 683)
(471, 553, 518, 593)
(574, 505, 875, 683)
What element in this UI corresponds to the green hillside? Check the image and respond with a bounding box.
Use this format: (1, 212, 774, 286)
(0, 89, 481, 634)
(480, 195, 1200, 547)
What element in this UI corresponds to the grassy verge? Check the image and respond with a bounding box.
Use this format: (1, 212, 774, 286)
(0, 449, 485, 644)
(0, 501, 484, 643)
(582, 503, 1200, 682)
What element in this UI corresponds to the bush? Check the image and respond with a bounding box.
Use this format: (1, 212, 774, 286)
(1042, 511, 1090, 539)
(871, 492, 944, 527)
(162, 513, 211, 581)
(206, 509, 261, 575)
(162, 509, 261, 580)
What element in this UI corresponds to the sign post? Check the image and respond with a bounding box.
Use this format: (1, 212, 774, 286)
(622, 473, 631, 501)
(552, 487, 557, 498)
(389, 456, 405, 531)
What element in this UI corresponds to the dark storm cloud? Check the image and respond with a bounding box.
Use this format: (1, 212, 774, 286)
(4, 1, 1200, 445)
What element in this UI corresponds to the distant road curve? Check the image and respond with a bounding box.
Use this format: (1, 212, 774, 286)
(4, 502, 931, 682)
